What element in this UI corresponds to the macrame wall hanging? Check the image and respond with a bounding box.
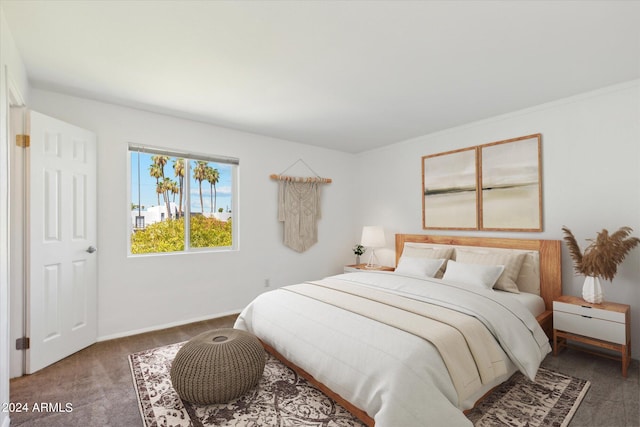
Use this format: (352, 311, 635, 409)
(270, 159, 332, 253)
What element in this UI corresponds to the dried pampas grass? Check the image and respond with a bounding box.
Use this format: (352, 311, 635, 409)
(562, 226, 640, 281)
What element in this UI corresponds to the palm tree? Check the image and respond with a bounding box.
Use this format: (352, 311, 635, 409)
(167, 179, 179, 203)
(193, 161, 208, 213)
(155, 181, 168, 218)
(153, 155, 169, 175)
(173, 158, 185, 217)
(149, 155, 169, 207)
(159, 178, 177, 219)
(149, 163, 163, 205)
(205, 166, 220, 213)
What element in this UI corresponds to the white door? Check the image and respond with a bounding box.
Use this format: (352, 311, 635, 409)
(27, 111, 97, 374)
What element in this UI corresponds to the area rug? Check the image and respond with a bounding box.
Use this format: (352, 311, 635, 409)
(129, 342, 590, 427)
(466, 367, 590, 427)
(129, 342, 366, 427)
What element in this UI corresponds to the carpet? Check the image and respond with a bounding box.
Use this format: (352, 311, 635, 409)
(129, 342, 590, 427)
(129, 342, 366, 427)
(466, 367, 590, 427)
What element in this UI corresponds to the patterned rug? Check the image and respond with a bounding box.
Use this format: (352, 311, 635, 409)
(129, 342, 366, 427)
(466, 367, 590, 427)
(129, 343, 590, 427)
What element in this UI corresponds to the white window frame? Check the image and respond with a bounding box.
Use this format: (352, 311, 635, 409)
(127, 143, 239, 256)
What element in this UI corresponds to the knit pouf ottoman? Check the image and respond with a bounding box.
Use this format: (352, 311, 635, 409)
(170, 328, 266, 404)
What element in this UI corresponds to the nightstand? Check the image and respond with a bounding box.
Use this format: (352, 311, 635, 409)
(344, 264, 394, 273)
(553, 295, 631, 377)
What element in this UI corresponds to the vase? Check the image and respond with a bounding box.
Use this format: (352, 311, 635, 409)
(355, 256, 361, 265)
(582, 276, 604, 304)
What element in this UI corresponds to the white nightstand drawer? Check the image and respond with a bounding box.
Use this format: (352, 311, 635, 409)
(553, 300, 624, 323)
(554, 311, 626, 344)
(553, 295, 631, 377)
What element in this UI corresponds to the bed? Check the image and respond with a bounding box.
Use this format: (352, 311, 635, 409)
(234, 234, 562, 426)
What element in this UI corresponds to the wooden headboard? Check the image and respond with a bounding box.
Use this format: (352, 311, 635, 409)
(395, 234, 562, 314)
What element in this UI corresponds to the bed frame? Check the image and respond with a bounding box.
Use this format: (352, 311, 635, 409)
(265, 234, 562, 427)
(263, 341, 374, 425)
(395, 234, 562, 338)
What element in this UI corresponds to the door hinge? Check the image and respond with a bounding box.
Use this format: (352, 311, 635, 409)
(16, 134, 30, 148)
(16, 337, 30, 350)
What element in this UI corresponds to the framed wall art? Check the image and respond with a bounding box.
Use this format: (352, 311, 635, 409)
(479, 134, 542, 231)
(422, 147, 478, 230)
(422, 133, 542, 231)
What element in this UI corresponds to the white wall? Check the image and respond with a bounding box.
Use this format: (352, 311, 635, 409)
(0, 6, 30, 426)
(32, 81, 639, 355)
(29, 89, 357, 339)
(356, 80, 640, 358)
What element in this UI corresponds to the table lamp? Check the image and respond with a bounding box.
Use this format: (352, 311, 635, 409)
(361, 226, 385, 269)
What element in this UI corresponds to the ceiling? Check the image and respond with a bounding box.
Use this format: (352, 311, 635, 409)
(3, 1, 639, 153)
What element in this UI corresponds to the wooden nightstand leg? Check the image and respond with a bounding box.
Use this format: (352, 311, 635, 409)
(553, 329, 558, 356)
(622, 344, 630, 377)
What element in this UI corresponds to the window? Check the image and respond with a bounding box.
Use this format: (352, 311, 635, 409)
(128, 144, 238, 255)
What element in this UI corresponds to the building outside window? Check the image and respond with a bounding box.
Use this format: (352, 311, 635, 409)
(128, 144, 238, 255)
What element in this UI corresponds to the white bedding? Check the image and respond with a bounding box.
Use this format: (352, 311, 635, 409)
(234, 271, 551, 427)
(499, 290, 546, 317)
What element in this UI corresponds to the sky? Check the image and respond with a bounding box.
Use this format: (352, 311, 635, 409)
(130, 152, 233, 214)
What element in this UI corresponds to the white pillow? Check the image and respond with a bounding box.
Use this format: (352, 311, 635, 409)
(454, 250, 526, 293)
(402, 245, 454, 259)
(442, 260, 505, 290)
(395, 257, 445, 278)
(401, 245, 454, 278)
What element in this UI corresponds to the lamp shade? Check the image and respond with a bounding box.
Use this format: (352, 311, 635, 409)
(361, 226, 385, 248)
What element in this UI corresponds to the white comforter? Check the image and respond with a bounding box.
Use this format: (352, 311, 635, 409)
(234, 271, 551, 427)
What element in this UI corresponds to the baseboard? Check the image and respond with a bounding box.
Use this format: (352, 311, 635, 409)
(97, 309, 242, 342)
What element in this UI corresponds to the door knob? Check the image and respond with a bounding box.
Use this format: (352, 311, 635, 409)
(86, 246, 97, 254)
